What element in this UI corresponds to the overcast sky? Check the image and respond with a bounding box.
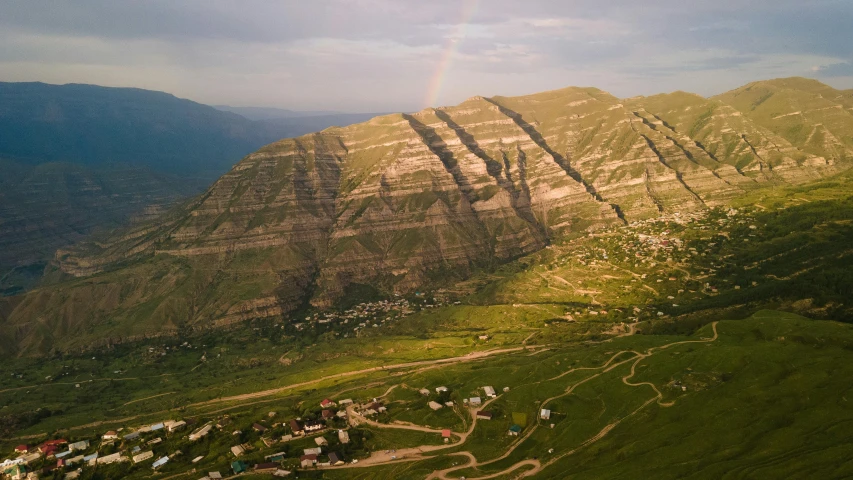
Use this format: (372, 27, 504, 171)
(2, 0, 852, 112)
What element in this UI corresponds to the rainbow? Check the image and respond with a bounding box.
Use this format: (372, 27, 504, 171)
(423, 0, 480, 109)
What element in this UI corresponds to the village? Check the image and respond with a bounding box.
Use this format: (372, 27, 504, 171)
(1, 382, 539, 480)
(289, 295, 454, 337)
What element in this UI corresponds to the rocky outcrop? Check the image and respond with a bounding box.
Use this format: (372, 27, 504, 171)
(3, 78, 852, 355)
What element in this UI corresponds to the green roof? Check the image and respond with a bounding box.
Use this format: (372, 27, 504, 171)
(232, 460, 247, 473)
(509, 424, 523, 433)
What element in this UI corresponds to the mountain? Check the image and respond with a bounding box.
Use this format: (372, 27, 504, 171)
(0, 82, 286, 182)
(0, 159, 185, 296)
(255, 112, 392, 139)
(213, 105, 347, 120)
(0, 82, 380, 297)
(2, 78, 851, 355)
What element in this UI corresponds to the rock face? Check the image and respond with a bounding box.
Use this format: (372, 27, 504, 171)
(3, 78, 852, 355)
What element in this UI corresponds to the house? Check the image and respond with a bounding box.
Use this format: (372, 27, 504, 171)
(189, 424, 212, 441)
(42, 439, 67, 448)
(336, 410, 348, 419)
(445, 401, 455, 407)
(149, 422, 165, 431)
(503, 387, 510, 392)
(478, 335, 489, 340)
(419, 388, 430, 396)
(230, 445, 245, 457)
(338, 399, 353, 405)
(231, 460, 247, 474)
(191, 456, 204, 463)
(123, 431, 141, 441)
(252, 423, 267, 433)
(540, 409, 551, 420)
(320, 399, 336, 408)
(55, 451, 71, 459)
(167, 420, 186, 432)
(68, 441, 89, 452)
(151, 456, 168, 469)
(147, 437, 162, 446)
(321, 409, 335, 419)
(304, 419, 325, 433)
(300, 454, 318, 468)
(436, 386, 449, 393)
(281, 434, 294, 442)
(508, 424, 522, 436)
(262, 437, 277, 447)
(209, 471, 222, 479)
(303, 447, 322, 456)
(14, 446, 28, 454)
(328, 452, 345, 466)
(265, 452, 286, 462)
(338, 430, 350, 444)
(367, 402, 386, 413)
(442, 429, 452, 439)
(41, 445, 58, 458)
(3, 465, 25, 480)
(255, 462, 279, 473)
(483, 386, 496, 398)
(19, 453, 41, 465)
(289, 420, 305, 436)
(476, 411, 493, 420)
(132, 451, 153, 463)
(428, 401, 443, 411)
(315, 436, 328, 446)
(273, 469, 292, 477)
(97, 453, 125, 465)
(82, 453, 98, 465)
(469, 397, 482, 406)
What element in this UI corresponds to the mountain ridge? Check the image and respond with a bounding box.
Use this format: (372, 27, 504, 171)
(3, 77, 852, 356)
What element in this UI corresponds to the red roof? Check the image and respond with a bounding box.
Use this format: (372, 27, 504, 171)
(441, 429, 451, 438)
(300, 454, 318, 461)
(15, 445, 28, 452)
(43, 439, 67, 446)
(321, 409, 334, 418)
(320, 399, 333, 406)
(41, 445, 58, 457)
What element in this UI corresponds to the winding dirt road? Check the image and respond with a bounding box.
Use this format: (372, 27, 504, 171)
(420, 322, 720, 479)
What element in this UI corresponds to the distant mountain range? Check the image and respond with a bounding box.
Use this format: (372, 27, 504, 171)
(3, 77, 850, 356)
(213, 105, 350, 120)
(0, 82, 381, 295)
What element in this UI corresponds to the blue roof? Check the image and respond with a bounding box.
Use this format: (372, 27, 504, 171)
(83, 453, 98, 462)
(55, 451, 72, 459)
(152, 457, 169, 468)
(150, 423, 165, 431)
(123, 432, 140, 440)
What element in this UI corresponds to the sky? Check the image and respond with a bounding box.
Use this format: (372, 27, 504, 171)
(1, 0, 852, 112)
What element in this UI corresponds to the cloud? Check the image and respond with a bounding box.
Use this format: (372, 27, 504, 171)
(0, 0, 851, 111)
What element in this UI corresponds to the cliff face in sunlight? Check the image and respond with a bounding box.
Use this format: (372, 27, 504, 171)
(4, 78, 852, 355)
